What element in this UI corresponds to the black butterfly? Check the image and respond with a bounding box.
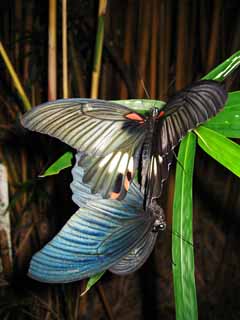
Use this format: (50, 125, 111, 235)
(21, 80, 227, 205)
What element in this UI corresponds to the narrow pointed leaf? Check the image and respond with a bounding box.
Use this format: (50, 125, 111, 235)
(172, 132, 198, 320)
(204, 91, 240, 137)
(80, 271, 105, 296)
(40, 152, 73, 177)
(203, 50, 240, 81)
(196, 126, 240, 177)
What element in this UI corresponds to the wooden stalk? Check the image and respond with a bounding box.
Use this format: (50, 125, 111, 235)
(136, 0, 151, 98)
(119, 0, 134, 99)
(62, 0, 69, 98)
(207, 0, 222, 71)
(0, 41, 31, 111)
(90, 0, 108, 98)
(48, 0, 57, 100)
(149, 0, 158, 99)
(176, 0, 188, 90)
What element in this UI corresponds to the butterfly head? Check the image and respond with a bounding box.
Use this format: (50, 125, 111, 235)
(148, 201, 166, 232)
(151, 107, 160, 118)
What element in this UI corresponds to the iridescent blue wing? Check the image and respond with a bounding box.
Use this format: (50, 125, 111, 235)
(22, 99, 148, 199)
(28, 185, 154, 283)
(109, 230, 157, 275)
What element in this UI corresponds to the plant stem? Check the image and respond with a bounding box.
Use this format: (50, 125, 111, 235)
(62, 0, 69, 98)
(48, 0, 57, 100)
(0, 41, 31, 111)
(90, 0, 107, 98)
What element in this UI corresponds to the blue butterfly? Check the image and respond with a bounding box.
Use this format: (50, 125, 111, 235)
(28, 153, 166, 283)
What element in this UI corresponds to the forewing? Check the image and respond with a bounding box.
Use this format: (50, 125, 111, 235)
(21, 98, 147, 157)
(158, 80, 227, 155)
(28, 187, 153, 283)
(109, 230, 157, 275)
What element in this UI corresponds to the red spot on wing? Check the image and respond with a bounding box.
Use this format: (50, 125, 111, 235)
(126, 112, 145, 123)
(157, 111, 165, 118)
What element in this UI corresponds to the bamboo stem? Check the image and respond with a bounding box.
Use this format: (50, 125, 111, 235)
(119, 0, 134, 99)
(136, 0, 151, 98)
(207, 0, 222, 71)
(0, 41, 31, 111)
(62, 0, 69, 98)
(176, 0, 188, 90)
(90, 0, 107, 98)
(69, 33, 86, 97)
(48, 0, 57, 100)
(149, 0, 158, 99)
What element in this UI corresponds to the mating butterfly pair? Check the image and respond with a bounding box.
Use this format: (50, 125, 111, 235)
(22, 80, 227, 283)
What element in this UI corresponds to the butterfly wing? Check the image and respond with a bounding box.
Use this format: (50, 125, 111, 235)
(70, 152, 101, 207)
(22, 98, 147, 199)
(109, 229, 157, 275)
(158, 80, 227, 156)
(21, 98, 147, 157)
(28, 184, 154, 283)
(144, 80, 227, 201)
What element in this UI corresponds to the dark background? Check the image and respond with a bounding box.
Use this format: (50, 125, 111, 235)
(0, 0, 240, 319)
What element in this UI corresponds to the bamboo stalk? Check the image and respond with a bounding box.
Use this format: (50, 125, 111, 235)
(119, 0, 134, 99)
(48, 0, 57, 100)
(14, 0, 21, 72)
(136, 0, 151, 98)
(90, 0, 108, 98)
(188, 1, 197, 82)
(149, 0, 158, 99)
(69, 33, 86, 97)
(97, 284, 114, 320)
(62, 0, 68, 98)
(175, 0, 188, 90)
(162, 0, 171, 98)
(23, 1, 33, 86)
(207, 0, 222, 71)
(158, 0, 165, 99)
(0, 41, 31, 111)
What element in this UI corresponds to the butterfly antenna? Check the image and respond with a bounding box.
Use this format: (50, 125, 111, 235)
(140, 79, 151, 99)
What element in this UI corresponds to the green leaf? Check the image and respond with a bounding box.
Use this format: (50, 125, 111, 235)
(204, 91, 240, 138)
(203, 50, 240, 81)
(112, 99, 165, 114)
(40, 152, 73, 177)
(196, 126, 240, 177)
(80, 271, 105, 296)
(172, 132, 198, 320)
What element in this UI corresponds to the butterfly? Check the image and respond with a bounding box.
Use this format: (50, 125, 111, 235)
(28, 153, 166, 283)
(22, 80, 227, 206)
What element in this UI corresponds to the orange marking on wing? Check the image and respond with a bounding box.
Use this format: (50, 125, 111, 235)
(157, 111, 165, 118)
(126, 112, 144, 123)
(110, 192, 120, 200)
